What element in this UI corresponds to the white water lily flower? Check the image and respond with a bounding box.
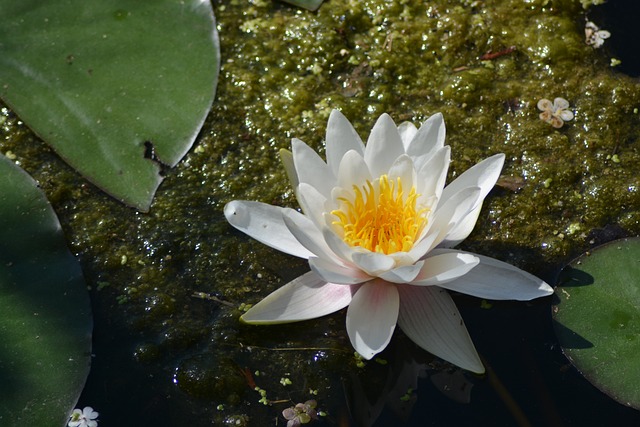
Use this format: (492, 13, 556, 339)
(225, 110, 553, 373)
(68, 406, 99, 427)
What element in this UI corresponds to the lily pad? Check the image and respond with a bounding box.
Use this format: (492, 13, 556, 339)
(0, 0, 220, 211)
(0, 154, 92, 426)
(553, 237, 640, 409)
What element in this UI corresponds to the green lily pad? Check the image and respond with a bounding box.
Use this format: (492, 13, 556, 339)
(553, 237, 640, 409)
(0, 0, 220, 211)
(0, 154, 92, 426)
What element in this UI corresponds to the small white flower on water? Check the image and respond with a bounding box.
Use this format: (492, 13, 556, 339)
(585, 21, 610, 48)
(225, 110, 553, 373)
(68, 406, 99, 427)
(537, 97, 574, 128)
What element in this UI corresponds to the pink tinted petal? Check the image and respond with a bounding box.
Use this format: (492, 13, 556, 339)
(379, 260, 425, 283)
(364, 113, 405, 177)
(346, 280, 399, 359)
(224, 201, 314, 259)
(326, 110, 365, 176)
(410, 250, 479, 285)
(241, 272, 356, 324)
(309, 256, 372, 285)
(397, 285, 484, 373)
(292, 138, 334, 198)
(434, 251, 554, 300)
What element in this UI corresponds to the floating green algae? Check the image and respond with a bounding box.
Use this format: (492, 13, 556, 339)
(1, 0, 639, 425)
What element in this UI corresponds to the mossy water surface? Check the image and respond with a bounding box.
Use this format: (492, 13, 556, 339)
(1, 0, 640, 425)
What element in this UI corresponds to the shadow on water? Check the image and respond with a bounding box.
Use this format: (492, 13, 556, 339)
(588, 0, 640, 77)
(75, 235, 640, 427)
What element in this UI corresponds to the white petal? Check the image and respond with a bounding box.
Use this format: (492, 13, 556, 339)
(379, 260, 425, 283)
(427, 186, 481, 249)
(440, 153, 505, 208)
(325, 109, 365, 176)
(434, 251, 554, 300)
(410, 250, 479, 285)
(292, 138, 334, 198)
(438, 204, 482, 249)
(351, 251, 396, 276)
(309, 256, 372, 284)
(295, 182, 329, 229)
(346, 280, 399, 359)
(407, 227, 441, 262)
(282, 207, 338, 262)
(241, 272, 355, 324)
(416, 146, 450, 202)
(337, 150, 372, 190)
(83, 407, 98, 418)
(406, 113, 446, 170)
(387, 154, 416, 190)
(279, 148, 298, 190)
(537, 98, 553, 111)
(224, 201, 313, 259)
(558, 110, 574, 121)
(322, 225, 359, 263)
(388, 250, 419, 267)
(364, 113, 405, 177)
(397, 285, 484, 373)
(397, 121, 418, 149)
(437, 153, 504, 246)
(553, 97, 570, 110)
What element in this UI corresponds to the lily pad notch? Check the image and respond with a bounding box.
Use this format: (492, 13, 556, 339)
(0, 0, 221, 211)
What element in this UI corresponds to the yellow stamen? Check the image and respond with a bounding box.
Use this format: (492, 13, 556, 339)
(331, 175, 428, 254)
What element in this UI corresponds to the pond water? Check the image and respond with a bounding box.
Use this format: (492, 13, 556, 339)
(3, 0, 640, 425)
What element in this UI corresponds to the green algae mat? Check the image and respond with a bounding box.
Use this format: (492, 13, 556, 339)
(554, 237, 640, 409)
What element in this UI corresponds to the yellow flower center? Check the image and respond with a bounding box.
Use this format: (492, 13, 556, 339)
(331, 175, 428, 254)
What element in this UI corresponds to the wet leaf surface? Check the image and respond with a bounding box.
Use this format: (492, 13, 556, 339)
(0, 155, 92, 426)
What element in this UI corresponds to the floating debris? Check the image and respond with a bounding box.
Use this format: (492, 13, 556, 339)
(585, 21, 610, 48)
(537, 97, 574, 128)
